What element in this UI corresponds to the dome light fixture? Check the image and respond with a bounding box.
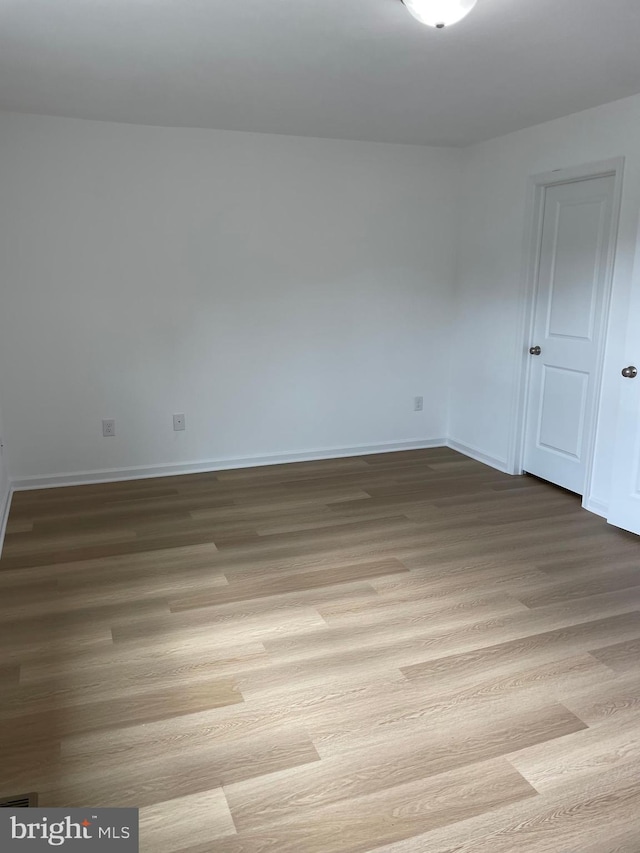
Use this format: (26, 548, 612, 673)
(402, 0, 477, 28)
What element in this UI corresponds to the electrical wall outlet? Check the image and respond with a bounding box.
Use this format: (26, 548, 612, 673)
(173, 413, 186, 431)
(414, 396, 424, 412)
(102, 419, 116, 437)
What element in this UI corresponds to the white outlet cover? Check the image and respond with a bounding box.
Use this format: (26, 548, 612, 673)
(173, 413, 186, 431)
(102, 419, 116, 437)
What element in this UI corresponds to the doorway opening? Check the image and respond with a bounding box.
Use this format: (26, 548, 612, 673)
(514, 158, 624, 505)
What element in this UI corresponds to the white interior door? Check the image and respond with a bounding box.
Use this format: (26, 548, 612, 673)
(607, 262, 640, 534)
(523, 174, 616, 495)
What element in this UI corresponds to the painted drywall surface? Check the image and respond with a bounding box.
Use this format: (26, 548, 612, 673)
(0, 113, 457, 480)
(449, 93, 640, 507)
(0, 397, 11, 544)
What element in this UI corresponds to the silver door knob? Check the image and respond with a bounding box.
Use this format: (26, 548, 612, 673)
(621, 365, 638, 379)
(529, 346, 542, 356)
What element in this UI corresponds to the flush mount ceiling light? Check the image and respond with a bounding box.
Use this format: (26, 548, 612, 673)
(402, 0, 477, 28)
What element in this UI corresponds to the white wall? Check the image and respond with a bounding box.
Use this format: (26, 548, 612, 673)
(3, 99, 639, 503)
(449, 93, 640, 511)
(0, 113, 457, 484)
(0, 398, 10, 539)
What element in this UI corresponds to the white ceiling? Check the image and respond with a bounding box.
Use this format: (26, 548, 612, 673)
(1, 0, 640, 147)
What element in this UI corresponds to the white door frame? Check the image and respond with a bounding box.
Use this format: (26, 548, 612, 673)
(509, 157, 625, 511)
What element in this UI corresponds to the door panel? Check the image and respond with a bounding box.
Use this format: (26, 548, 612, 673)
(537, 366, 588, 458)
(523, 175, 615, 495)
(546, 200, 603, 340)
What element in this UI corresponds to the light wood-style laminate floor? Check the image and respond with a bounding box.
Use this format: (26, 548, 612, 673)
(1, 448, 640, 852)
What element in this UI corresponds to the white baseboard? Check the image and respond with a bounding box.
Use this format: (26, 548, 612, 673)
(583, 495, 609, 519)
(11, 438, 448, 491)
(445, 439, 510, 473)
(0, 486, 13, 557)
(2, 438, 612, 557)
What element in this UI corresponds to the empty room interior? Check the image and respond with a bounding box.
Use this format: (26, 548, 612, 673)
(1, 0, 640, 849)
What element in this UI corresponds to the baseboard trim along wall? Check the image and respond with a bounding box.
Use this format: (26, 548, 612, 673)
(0, 439, 614, 559)
(0, 486, 13, 556)
(10, 438, 448, 491)
(445, 439, 510, 474)
(582, 496, 609, 519)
